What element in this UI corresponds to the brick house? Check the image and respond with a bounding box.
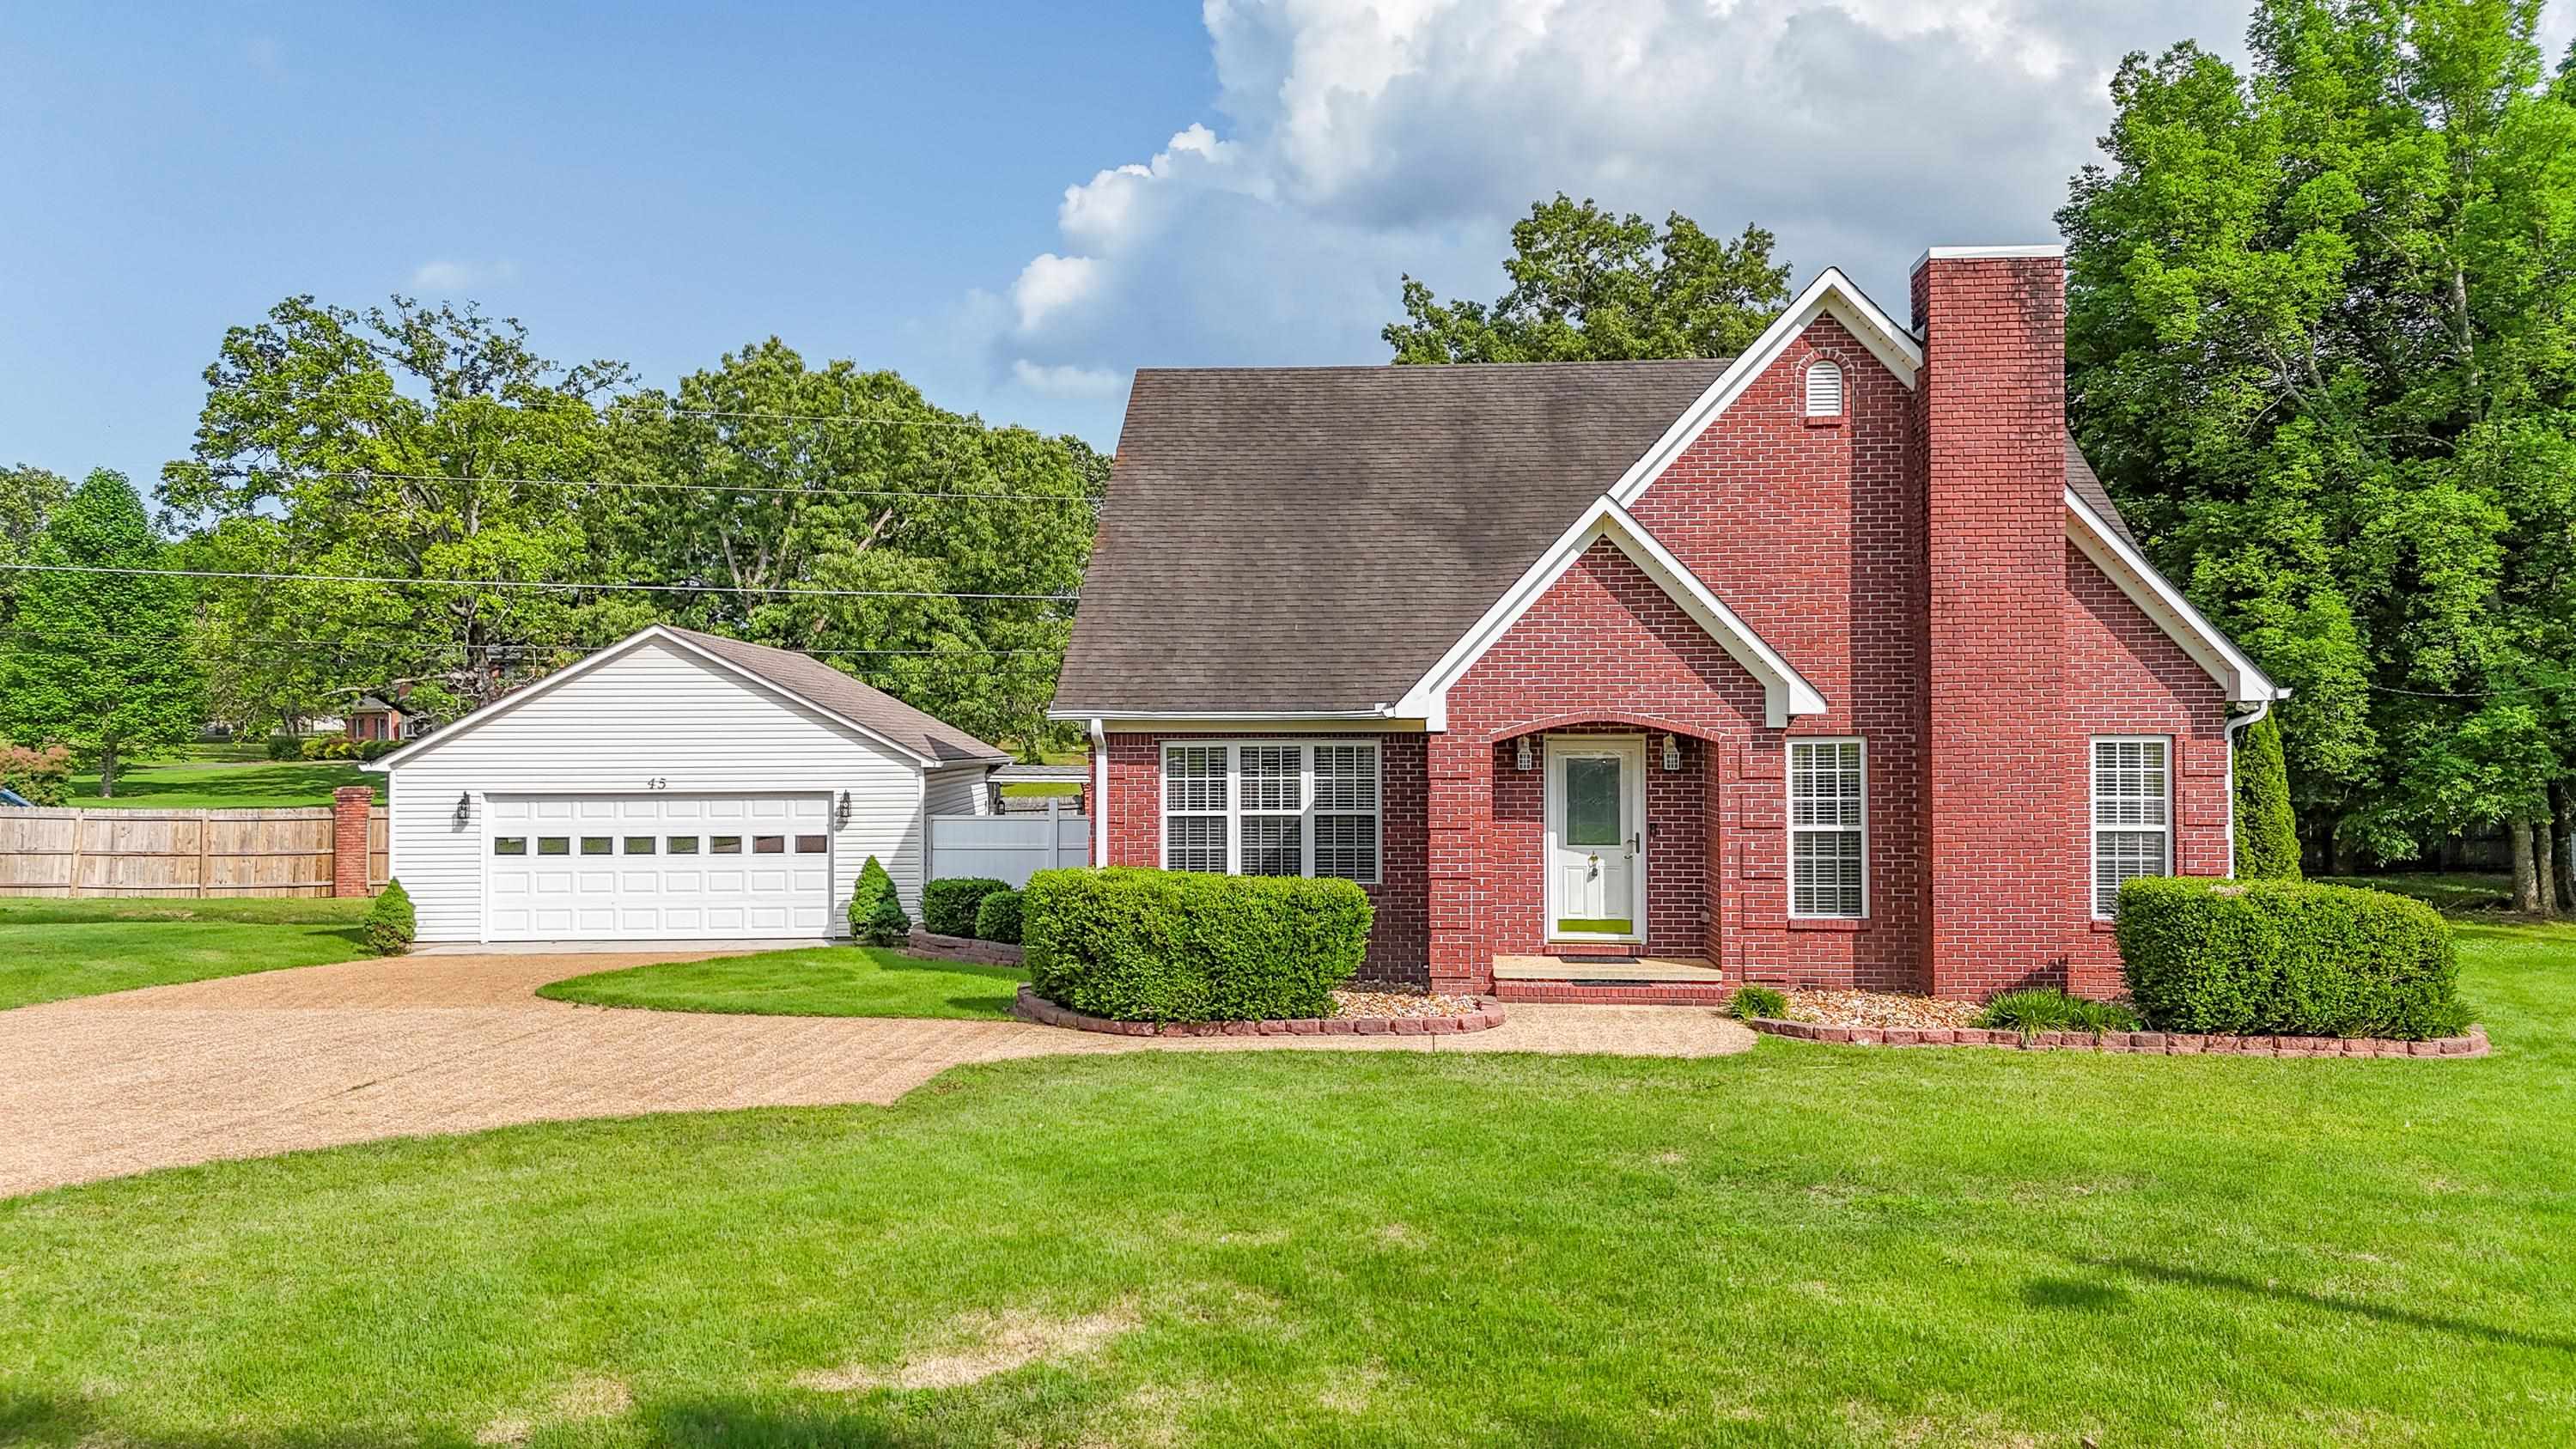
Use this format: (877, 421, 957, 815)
(1050, 247, 2284, 1003)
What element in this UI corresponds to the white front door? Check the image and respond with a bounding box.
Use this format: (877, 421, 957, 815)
(1545, 736, 1645, 941)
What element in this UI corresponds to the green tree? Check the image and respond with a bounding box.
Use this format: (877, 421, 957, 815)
(0, 471, 204, 795)
(161, 296, 634, 725)
(1385, 195, 1793, 363)
(2234, 711, 2304, 879)
(2061, 0, 2576, 872)
(597, 339, 1104, 753)
(1, 464, 71, 626)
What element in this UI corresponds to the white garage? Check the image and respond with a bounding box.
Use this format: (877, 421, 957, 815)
(373, 625, 1008, 944)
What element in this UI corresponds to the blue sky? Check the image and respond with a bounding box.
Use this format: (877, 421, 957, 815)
(7, 2, 2569, 492)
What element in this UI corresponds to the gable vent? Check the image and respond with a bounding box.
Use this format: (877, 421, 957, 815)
(1805, 360, 1844, 417)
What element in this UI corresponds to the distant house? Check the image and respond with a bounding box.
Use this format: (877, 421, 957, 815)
(344, 697, 411, 743)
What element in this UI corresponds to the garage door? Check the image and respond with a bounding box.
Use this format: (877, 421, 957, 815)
(484, 795, 834, 939)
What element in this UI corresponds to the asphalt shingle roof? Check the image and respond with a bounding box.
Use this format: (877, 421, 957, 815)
(667, 628, 1009, 765)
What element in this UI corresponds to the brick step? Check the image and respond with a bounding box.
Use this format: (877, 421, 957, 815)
(1493, 978, 1738, 1006)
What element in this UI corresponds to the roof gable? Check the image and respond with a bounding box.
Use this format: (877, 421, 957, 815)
(2063, 492, 2281, 703)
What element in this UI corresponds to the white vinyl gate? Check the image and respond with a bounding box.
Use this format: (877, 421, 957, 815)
(927, 803, 1090, 888)
(484, 794, 833, 939)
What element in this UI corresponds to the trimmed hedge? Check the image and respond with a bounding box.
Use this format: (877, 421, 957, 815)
(363, 880, 417, 956)
(1022, 867, 1372, 1022)
(973, 887, 1024, 945)
(848, 855, 910, 946)
(265, 734, 303, 761)
(923, 877, 1008, 938)
(2117, 876, 2466, 1039)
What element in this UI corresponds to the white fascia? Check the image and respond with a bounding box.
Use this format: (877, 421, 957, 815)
(2064, 489, 2286, 705)
(1910, 243, 2067, 271)
(1394, 496, 1828, 732)
(368, 624, 943, 772)
(1605, 266, 1923, 511)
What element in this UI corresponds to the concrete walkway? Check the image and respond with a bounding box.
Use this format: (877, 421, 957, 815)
(0, 952, 1755, 1198)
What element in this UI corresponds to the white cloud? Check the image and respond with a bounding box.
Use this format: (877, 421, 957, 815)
(1011, 360, 1127, 397)
(408, 259, 519, 293)
(977, 0, 2306, 405)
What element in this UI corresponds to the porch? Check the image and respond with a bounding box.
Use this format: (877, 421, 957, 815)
(1490, 952, 1734, 1006)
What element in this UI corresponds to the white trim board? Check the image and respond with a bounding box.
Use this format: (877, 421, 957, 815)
(368, 624, 947, 772)
(2064, 490, 2283, 705)
(1605, 266, 1922, 512)
(1394, 496, 1828, 731)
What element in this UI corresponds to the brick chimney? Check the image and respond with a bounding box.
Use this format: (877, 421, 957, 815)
(1912, 246, 2072, 998)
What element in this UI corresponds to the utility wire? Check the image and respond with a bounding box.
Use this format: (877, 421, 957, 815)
(0, 626, 1053, 658)
(192, 465, 1099, 505)
(0, 562, 1077, 602)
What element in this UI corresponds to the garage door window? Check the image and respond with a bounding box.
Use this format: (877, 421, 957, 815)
(711, 836, 743, 854)
(581, 837, 612, 855)
(493, 837, 527, 855)
(624, 837, 656, 854)
(538, 837, 569, 855)
(795, 835, 827, 854)
(668, 836, 700, 854)
(753, 835, 786, 854)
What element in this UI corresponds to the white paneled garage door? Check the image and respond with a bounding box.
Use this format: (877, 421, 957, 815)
(484, 795, 833, 940)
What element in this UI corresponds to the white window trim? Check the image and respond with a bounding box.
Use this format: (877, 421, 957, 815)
(1160, 739, 1383, 885)
(1787, 736, 1867, 919)
(2090, 734, 2172, 920)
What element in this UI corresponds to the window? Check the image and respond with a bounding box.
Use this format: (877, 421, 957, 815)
(794, 835, 828, 854)
(580, 837, 612, 855)
(1805, 359, 1844, 417)
(667, 836, 700, 855)
(1788, 738, 1866, 917)
(752, 835, 786, 854)
(537, 837, 570, 856)
(492, 837, 527, 856)
(710, 836, 743, 855)
(624, 837, 656, 855)
(2092, 737, 2171, 917)
(1160, 740, 1382, 883)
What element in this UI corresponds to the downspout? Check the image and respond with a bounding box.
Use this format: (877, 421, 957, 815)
(1089, 717, 1108, 868)
(2222, 697, 2274, 880)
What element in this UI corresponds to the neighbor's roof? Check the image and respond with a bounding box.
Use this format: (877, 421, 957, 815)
(666, 628, 1010, 765)
(1053, 362, 2142, 715)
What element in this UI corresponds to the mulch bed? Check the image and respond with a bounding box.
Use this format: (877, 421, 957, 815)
(1332, 988, 1484, 1020)
(1773, 988, 1983, 1030)
(1013, 985, 1506, 1038)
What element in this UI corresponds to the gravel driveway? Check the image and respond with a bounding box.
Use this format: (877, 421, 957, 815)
(0, 951, 1754, 1197)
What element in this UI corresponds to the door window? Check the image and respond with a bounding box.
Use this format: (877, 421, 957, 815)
(1565, 757, 1623, 846)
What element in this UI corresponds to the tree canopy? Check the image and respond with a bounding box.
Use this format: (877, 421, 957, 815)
(2062, 0, 2576, 881)
(1385, 195, 1793, 363)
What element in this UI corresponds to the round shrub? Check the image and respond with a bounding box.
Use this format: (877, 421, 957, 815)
(265, 734, 302, 761)
(1022, 866, 1372, 1022)
(972, 887, 1024, 945)
(2117, 876, 2466, 1039)
(922, 877, 1008, 938)
(363, 880, 417, 957)
(847, 855, 910, 946)
(1727, 983, 1787, 1020)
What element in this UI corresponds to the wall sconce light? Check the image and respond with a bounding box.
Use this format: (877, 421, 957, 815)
(453, 792, 472, 829)
(1661, 734, 1682, 772)
(1515, 737, 1534, 772)
(835, 790, 853, 828)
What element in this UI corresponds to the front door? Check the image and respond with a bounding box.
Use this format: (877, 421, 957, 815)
(1545, 735, 1645, 942)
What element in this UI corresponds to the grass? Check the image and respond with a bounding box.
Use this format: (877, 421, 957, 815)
(0, 896, 371, 1010)
(538, 946, 1029, 1020)
(2319, 870, 2517, 914)
(1, 918, 2571, 1443)
(66, 745, 378, 809)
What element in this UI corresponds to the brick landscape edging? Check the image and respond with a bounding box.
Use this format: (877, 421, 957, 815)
(906, 929, 1024, 967)
(1744, 1017, 2490, 1057)
(1012, 984, 1506, 1038)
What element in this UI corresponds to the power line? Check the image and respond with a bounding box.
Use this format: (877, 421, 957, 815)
(0, 626, 1054, 658)
(603, 402, 1030, 432)
(193, 465, 1098, 505)
(0, 562, 1077, 602)
(2368, 680, 2576, 699)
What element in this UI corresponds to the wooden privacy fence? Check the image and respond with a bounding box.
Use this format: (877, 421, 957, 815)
(0, 806, 389, 898)
(928, 803, 1090, 888)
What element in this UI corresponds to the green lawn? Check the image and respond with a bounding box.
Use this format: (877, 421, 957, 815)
(2319, 870, 2517, 914)
(2, 923, 2570, 1445)
(67, 746, 378, 809)
(0, 896, 372, 1010)
(539, 946, 1029, 1020)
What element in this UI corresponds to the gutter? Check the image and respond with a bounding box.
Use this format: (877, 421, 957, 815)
(1048, 706, 1403, 723)
(2221, 695, 2279, 878)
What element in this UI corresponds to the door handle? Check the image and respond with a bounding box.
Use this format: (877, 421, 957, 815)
(1629, 833, 1641, 855)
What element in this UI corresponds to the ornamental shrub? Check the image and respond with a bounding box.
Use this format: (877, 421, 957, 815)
(2117, 876, 2466, 1039)
(1976, 987, 2139, 1036)
(2233, 710, 2302, 880)
(848, 855, 910, 946)
(973, 887, 1024, 945)
(922, 876, 1008, 938)
(363, 879, 417, 956)
(1022, 867, 1371, 1021)
(0, 740, 72, 806)
(1727, 983, 1788, 1020)
(265, 734, 302, 761)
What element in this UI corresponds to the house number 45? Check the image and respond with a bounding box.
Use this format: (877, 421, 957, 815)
(645, 777, 669, 790)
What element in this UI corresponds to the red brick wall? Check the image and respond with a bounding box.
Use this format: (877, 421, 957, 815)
(2063, 543, 2232, 994)
(332, 786, 374, 898)
(1912, 252, 2075, 998)
(1101, 730, 1429, 983)
(1483, 725, 1708, 957)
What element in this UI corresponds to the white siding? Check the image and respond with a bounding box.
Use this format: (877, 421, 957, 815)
(386, 639, 935, 941)
(923, 764, 993, 820)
